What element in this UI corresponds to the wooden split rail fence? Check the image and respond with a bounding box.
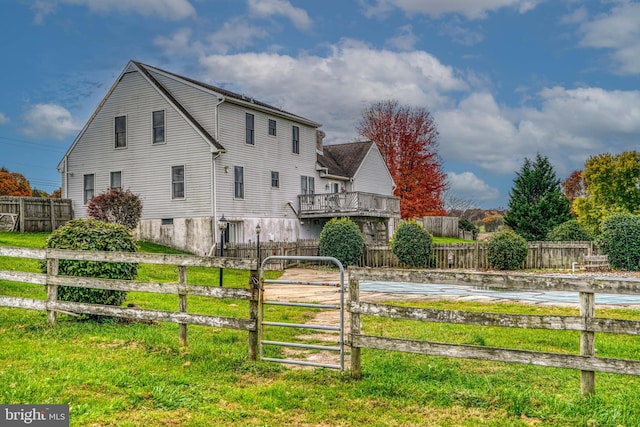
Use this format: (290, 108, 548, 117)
(2, 247, 638, 396)
(0, 246, 260, 358)
(348, 268, 640, 396)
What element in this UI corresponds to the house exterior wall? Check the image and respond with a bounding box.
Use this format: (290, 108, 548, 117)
(148, 69, 219, 137)
(214, 101, 318, 236)
(351, 145, 395, 195)
(61, 63, 323, 252)
(64, 69, 215, 221)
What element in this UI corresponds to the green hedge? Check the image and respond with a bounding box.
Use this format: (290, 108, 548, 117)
(41, 219, 138, 319)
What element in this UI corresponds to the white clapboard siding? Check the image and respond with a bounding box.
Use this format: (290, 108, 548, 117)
(351, 144, 395, 195)
(148, 69, 218, 137)
(215, 101, 318, 220)
(66, 69, 214, 219)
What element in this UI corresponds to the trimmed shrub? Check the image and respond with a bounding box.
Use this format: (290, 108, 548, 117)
(597, 214, 640, 271)
(458, 218, 479, 240)
(319, 218, 365, 267)
(546, 219, 593, 241)
(41, 219, 138, 318)
(487, 229, 528, 270)
(87, 188, 143, 230)
(390, 220, 433, 268)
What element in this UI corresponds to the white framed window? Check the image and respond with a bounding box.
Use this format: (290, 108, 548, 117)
(83, 174, 94, 204)
(245, 113, 254, 145)
(301, 175, 314, 195)
(115, 116, 127, 148)
(292, 125, 299, 154)
(110, 171, 122, 190)
(153, 110, 165, 144)
(234, 166, 244, 199)
(271, 171, 279, 188)
(268, 119, 276, 136)
(172, 165, 185, 199)
(226, 222, 241, 244)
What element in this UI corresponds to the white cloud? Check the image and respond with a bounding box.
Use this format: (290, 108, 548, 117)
(577, 2, 640, 74)
(437, 92, 523, 174)
(248, 0, 312, 30)
(155, 28, 204, 56)
(198, 39, 467, 141)
(208, 18, 270, 54)
(447, 172, 500, 203)
(362, 0, 544, 20)
(438, 18, 485, 46)
(437, 86, 640, 178)
(31, 0, 196, 22)
(20, 104, 81, 140)
(385, 25, 418, 51)
(195, 39, 640, 182)
(0, 113, 9, 125)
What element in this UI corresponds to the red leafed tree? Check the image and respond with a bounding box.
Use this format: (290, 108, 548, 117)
(0, 167, 32, 196)
(563, 170, 586, 203)
(358, 100, 447, 218)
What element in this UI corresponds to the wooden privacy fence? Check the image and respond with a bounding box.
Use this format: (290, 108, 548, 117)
(0, 247, 260, 358)
(0, 197, 73, 232)
(348, 268, 640, 395)
(223, 240, 596, 270)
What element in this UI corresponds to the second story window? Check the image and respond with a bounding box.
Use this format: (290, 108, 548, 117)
(246, 113, 254, 145)
(83, 174, 94, 204)
(115, 116, 127, 148)
(234, 166, 244, 199)
(271, 171, 279, 188)
(292, 126, 299, 154)
(268, 119, 277, 136)
(153, 110, 165, 144)
(172, 165, 185, 199)
(110, 171, 122, 190)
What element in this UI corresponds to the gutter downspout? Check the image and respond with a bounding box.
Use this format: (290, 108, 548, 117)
(208, 97, 225, 256)
(209, 151, 222, 256)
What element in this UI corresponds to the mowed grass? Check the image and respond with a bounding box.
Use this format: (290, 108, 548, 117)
(2, 231, 640, 426)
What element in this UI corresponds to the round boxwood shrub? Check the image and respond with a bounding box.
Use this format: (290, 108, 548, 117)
(546, 219, 593, 241)
(597, 213, 640, 271)
(487, 229, 528, 270)
(41, 219, 138, 316)
(390, 220, 433, 268)
(319, 218, 365, 267)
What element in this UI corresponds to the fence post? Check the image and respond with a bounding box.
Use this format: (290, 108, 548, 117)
(248, 269, 260, 361)
(46, 257, 59, 326)
(49, 199, 56, 231)
(178, 266, 188, 347)
(349, 275, 362, 379)
(18, 198, 25, 232)
(580, 291, 595, 395)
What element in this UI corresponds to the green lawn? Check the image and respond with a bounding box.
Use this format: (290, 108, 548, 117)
(1, 231, 640, 426)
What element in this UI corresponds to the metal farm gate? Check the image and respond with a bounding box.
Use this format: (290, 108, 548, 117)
(259, 256, 345, 370)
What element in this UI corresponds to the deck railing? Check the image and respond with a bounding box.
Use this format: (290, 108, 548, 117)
(298, 192, 400, 218)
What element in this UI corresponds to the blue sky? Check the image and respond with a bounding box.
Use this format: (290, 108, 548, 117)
(1, 0, 639, 208)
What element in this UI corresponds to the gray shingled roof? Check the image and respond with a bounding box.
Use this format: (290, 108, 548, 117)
(135, 61, 320, 127)
(318, 141, 375, 178)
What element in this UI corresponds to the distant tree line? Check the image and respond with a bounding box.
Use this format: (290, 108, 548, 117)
(0, 166, 60, 198)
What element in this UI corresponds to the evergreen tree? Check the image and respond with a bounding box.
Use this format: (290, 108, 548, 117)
(504, 154, 571, 241)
